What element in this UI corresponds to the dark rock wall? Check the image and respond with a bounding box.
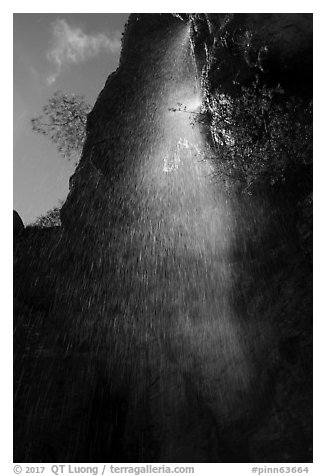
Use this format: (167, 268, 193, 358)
(191, 13, 312, 97)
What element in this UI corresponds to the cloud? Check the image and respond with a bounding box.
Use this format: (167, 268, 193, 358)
(46, 18, 121, 84)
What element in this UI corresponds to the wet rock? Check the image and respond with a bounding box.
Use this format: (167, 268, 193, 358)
(191, 13, 313, 97)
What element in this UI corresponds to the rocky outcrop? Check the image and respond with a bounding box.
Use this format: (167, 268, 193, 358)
(191, 13, 312, 97)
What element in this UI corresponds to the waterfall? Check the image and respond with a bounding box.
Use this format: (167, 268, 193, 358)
(17, 15, 277, 463)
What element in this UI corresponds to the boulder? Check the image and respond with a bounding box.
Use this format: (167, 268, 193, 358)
(13, 210, 24, 238)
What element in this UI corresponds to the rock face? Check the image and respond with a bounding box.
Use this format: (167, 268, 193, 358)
(14, 14, 312, 463)
(191, 13, 312, 97)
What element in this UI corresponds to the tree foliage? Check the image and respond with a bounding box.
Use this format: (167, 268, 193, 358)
(31, 91, 91, 161)
(31, 204, 62, 228)
(198, 78, 313, 256)
(170, 79, 312, 197)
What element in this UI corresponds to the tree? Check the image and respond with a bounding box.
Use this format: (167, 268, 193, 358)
(31, 91, 91, 162)
(31, 203, 63, 228)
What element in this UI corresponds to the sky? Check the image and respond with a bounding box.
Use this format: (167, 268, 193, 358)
(13, 13, 129, 225)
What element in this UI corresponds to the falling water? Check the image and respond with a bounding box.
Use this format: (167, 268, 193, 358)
(16, 15, 278, 463)
(104, 23, 256, 461)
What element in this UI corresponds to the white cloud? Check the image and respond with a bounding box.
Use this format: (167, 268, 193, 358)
(46, 18, 121, 85)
